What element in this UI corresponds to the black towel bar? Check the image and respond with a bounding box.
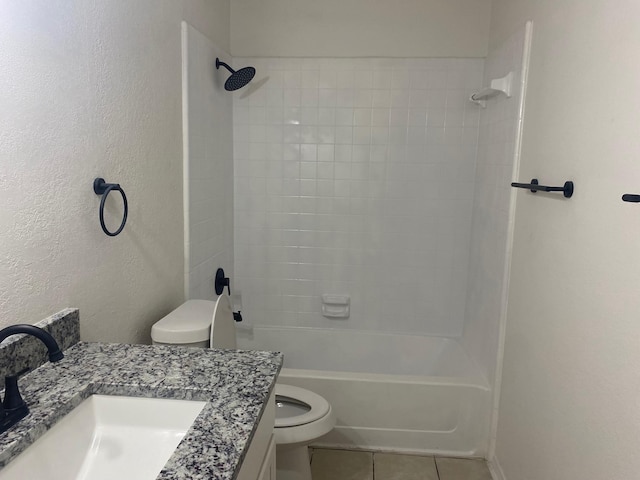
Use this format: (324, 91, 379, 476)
(511, 178, 574, 198)
(622, 194, 640, 203)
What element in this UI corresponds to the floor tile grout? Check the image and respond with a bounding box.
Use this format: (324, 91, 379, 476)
(310, 447, 491, 480)
(371, 451, 375, 480)
(434, 455, 441, 480)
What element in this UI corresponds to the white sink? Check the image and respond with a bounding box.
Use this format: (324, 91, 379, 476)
(0, 395, 207, 480)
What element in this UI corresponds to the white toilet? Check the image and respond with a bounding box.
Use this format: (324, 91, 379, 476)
(151, 298, 335, 480)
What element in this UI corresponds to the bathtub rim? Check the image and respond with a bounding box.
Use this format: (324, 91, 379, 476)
(239, 325, 491, 386)
(280, 367, 490, 391)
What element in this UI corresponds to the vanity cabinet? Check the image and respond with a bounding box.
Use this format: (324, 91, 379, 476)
(256, 437, 276, 480)
(237, 390, 276, 480)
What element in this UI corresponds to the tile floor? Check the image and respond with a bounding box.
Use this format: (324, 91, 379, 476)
(309, 448, 492, 480)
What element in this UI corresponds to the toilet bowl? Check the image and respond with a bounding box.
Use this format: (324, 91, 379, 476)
(151, 297, 335, 480)
(273, 384, 334, 480)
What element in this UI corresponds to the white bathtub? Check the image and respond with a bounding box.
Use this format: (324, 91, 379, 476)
(237, 326, 491, 456)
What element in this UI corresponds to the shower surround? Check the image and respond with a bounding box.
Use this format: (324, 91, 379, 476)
(182, 22, 529, 458)
(233, 57, 484, 336)
(182, 23, 234, 301)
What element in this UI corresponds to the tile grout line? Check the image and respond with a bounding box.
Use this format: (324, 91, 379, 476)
(309, 448, 491, 480)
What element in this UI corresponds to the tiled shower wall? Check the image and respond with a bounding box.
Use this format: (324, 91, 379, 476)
(233, 58, 483, 336)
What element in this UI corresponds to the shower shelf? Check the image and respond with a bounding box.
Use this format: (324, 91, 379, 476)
(469, 72, 513, 107)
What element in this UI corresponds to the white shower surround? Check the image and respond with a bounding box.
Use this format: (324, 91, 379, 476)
(178, 5, 529, 462)
(238, 326, 491, 455)
(463, 22, 529, 389)
(233, 57, 484, 337)
(182, 23, 234, 301)
(230, 56, 494, 455)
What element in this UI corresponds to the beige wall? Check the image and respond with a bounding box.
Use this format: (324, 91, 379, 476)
(490, 2, 640, 479)
(0, 0, 229, 343)
(231, 0, 491, 58)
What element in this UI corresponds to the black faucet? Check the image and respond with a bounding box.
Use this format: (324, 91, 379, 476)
(0, 325, 64, 434)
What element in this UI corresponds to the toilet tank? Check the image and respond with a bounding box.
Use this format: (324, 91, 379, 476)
(151, 300, 215, 348)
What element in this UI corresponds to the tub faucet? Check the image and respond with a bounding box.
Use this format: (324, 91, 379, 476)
(0, 325, 64, 434)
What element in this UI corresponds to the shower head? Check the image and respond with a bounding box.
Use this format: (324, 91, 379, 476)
(215, 58, 256, 91)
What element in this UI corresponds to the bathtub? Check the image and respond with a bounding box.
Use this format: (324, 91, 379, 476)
(237, 326, 491, 456)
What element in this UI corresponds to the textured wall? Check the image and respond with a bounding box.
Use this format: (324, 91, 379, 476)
(233, 57, 483, 336)
(0, 0, 229, 343)
(489, 2, 640, 479)
(231, 0, 491, 58)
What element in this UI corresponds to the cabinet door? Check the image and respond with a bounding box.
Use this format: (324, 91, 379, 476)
(257, 436, 276, 480)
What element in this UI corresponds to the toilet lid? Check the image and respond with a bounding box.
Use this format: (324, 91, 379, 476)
(210, 294, 237, 349)
(151, 300, 214, 344)
(274, 384, 331, 428)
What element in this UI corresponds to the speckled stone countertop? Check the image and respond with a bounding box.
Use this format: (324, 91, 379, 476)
(0, 341, 282, 479)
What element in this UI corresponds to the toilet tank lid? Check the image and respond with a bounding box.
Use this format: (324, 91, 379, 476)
(151, 299, 215, 344)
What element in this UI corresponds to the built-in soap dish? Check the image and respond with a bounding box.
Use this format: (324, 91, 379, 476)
(321, 294, 350, 319)
(469, 71, 513, 107)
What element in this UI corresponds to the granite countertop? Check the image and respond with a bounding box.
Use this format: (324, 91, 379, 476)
(0, 341, 283, 479)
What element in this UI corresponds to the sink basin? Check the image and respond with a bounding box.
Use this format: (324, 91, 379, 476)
(0, 395, 207, 480)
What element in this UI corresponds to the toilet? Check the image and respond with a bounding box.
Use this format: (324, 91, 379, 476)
(151, 297, 335, 480)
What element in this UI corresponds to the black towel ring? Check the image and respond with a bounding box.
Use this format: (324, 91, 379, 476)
(93, 178, 128, 237)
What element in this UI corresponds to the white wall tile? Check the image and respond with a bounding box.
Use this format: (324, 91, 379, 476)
(234, 57, 483, 336)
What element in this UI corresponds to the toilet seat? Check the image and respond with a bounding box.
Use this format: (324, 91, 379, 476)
(275, 384, 331, 428)
(210, 294, 237, 349)
(273, 384, 335, 447)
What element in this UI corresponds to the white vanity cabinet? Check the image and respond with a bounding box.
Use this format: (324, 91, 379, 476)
(256, 436, 276, 480)
(237, 390, 276, 480)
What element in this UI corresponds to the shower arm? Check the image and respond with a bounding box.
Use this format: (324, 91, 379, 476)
(215, 59, 235, 74)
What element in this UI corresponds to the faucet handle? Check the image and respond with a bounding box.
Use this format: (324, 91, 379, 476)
(0, 369, 30, 433)
(3, 368, 29, 411)
(215, 268, 231, 296)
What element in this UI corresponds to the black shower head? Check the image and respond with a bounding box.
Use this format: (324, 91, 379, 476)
(216, 58, 256, 91)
